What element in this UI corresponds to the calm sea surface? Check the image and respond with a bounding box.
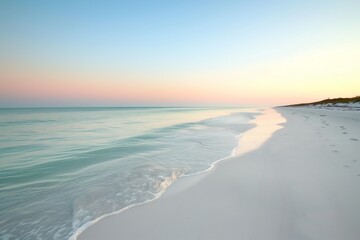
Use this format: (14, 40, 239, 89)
(0, 107, 259, 239)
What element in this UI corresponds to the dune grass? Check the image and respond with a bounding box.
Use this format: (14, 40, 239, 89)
(283, 96, 360, 107)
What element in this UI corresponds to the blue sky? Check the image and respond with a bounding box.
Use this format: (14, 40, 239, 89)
(1, 0, 359, 106)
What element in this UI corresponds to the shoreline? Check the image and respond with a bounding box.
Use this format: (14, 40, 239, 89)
(78, 107, 360, 240)
(70, 108, 266, 240)
(76, 108, 285, 239)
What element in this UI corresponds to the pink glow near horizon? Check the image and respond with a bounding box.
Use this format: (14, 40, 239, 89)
(0, 76, 344, 107)
(2, 45, 359, 107)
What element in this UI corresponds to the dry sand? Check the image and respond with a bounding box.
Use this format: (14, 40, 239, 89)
(78, 107, 360, 240)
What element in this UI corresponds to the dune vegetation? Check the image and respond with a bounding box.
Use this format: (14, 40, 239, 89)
(284, 96, 360, 107)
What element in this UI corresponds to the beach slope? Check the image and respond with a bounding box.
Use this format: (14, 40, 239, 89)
(78, 108, 360, 240)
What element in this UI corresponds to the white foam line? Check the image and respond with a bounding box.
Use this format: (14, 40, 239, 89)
(69, 186, 167, 240)
(71, 110, 264, 240)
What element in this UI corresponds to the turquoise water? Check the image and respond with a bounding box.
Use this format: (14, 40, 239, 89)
(0, 107, 259, 239)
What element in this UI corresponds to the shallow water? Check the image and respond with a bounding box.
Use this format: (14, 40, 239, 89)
(0, 107, 259, 239)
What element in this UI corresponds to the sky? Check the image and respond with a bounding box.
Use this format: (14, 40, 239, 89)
(0, 0, 359, 107)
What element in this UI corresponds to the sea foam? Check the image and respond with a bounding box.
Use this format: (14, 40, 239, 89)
(0, 107, 260, 239)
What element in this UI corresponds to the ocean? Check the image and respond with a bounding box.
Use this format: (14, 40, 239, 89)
(0, 107, 260, 239)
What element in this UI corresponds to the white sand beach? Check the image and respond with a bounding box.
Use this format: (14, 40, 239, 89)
(78, 107, 360, 240)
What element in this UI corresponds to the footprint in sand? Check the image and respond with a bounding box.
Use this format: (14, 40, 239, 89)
(342, 132, 348, 134)
(333, 150, 339, 153)
(352, 160, 358, 163)
(344, 165, 350, 168)
(350, 138, 359, 141)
